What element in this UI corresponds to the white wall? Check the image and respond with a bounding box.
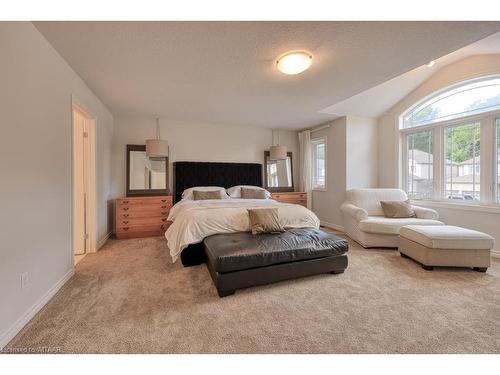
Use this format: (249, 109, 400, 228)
(377, 54, 500, 252)
(0, 22, 114, 347)
(112, 116, 299, 199)
(346, 116, 378, 190)
(311, 116, 378, 229)
(311, 118, 347, 228)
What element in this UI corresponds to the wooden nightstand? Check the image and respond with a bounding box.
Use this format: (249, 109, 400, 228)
(271, 192, 307, 207)
(115, 195, 173, 239)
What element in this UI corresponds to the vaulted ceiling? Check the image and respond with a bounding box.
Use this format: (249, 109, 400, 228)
(34, 21, 500, 129)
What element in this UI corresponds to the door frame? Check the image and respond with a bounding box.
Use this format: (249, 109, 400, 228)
(71, 95, 97, 264)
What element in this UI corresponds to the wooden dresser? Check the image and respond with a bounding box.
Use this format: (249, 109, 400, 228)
(271, 192, 307, 207)
(115, 196, 173, 239)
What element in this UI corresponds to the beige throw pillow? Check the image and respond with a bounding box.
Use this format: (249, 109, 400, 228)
(241, 188, 267, 199)
(380, 200, 416, 218)
(247, 208, 285, 235)
(193, 190, 222, 200)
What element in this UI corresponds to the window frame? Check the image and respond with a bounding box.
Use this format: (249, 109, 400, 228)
(311, 136, 327, 191)
(401, 75, 500, 129)
(495, 119, 500, 203)
(400, 108, 500, 206)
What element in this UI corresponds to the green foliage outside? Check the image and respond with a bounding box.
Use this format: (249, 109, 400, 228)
(407, 93, 500, 164)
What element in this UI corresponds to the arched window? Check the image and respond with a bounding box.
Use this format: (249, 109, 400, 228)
(400, 76, 500, 204)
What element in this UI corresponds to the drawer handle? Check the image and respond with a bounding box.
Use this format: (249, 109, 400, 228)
(161, 199, 167, 202)
(161, 218, 167, 222)
(161, 205, 167, 209)
(123, 200, 129, 204)
(123, 207, 129, 211)
(123, 214, 129, 218)
(123, 221, 129, 224)
(161, 211, 168, 215)
(123, 227, 129, 231)
(161, 224, 167, 230)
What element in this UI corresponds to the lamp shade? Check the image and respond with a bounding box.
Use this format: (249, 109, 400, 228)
(146, 139, 169, 157)
(269, 145, 287, 160)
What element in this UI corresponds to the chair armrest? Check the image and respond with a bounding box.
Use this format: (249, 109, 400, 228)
(341, 203, 368, 221)
(412, 205, 439, 220)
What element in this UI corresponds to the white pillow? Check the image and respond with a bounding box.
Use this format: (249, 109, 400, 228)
(227, 185, 271, 199)
(182, 186, 229, 200)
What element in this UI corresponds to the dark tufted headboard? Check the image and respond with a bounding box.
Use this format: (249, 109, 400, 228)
(173, 161, 263, 203)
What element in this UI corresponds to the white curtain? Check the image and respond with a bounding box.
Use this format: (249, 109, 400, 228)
(298, 130, 312, 209)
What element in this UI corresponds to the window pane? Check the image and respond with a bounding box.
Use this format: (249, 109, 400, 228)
(444, 123, 480, 201)
(497, 119, 500, 203)
(407, 130, 433, 200)
(312, 139, 326, 189)
(403, 78, 500, 128)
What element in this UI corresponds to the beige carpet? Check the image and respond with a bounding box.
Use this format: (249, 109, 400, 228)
(7, 231, 500, 354)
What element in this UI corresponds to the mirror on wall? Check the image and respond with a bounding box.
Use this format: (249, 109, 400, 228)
(264, 151, 294, 192)
(126, 145, 168, 196)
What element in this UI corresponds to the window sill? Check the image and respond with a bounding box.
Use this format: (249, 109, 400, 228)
(312, 188, 327, 192)
(410, 199, 500, 214)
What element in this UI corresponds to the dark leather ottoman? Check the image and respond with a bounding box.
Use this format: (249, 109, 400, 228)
(203, 228, 348, 297)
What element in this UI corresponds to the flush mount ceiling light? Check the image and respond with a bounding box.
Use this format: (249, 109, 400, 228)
(276, 51, 313, 75)
(427, 60, 436, 68)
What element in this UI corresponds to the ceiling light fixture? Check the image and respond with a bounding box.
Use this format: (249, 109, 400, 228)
(427, 60, 435, 68)
(276, 51, 313, 75)
(269, 129, 287, 160)
(146, 118, 169, 157)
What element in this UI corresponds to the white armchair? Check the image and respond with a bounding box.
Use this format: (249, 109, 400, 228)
(341, 189, 443, 248)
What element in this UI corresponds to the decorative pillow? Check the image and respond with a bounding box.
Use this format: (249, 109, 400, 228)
(241, 187, 267, 199)
(193, 190, 222, 200)
(247, 208, 285, 235)
(182, 186, 229, 200)
(227, 185, 271, 199)
(380, 200, 416, 218)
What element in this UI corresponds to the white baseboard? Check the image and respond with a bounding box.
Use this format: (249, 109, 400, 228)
(320, 221, 345, 232)
(491, 249, 500, 259)
(0, 269, 74, 350)
(97, 231, 112, 250)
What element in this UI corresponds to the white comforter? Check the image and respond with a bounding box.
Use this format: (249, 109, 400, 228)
(165, 199, 320, 262)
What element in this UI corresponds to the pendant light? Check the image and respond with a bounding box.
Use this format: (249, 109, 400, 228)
(269, 129, 287, 160)
(146, 118, 169, 157)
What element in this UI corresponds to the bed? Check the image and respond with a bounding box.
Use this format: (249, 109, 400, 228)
(166, 161, 320, 263)
(164, 161, 348, 296)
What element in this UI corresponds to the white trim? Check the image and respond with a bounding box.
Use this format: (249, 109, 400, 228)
(491, 249, 500, 259)
(311, 135, 327, 190)
(71, 97, 98, 257)
(410, 199, 500, 214)
(0, 269, 74, 350)
(320, 221, 344, 232)
(97, 232, 112, 250)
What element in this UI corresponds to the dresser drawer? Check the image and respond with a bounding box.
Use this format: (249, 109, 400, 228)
(116, 204, 171, 215)
(117, 197, 172, 206)
(273, 193, 306, 200)
(117, 217, 170, 227)
(116, 222, 171, 234)
(271, 192, 307, 206)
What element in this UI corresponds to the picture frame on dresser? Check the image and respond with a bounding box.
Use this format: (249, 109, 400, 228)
(126, 144, 169, 197)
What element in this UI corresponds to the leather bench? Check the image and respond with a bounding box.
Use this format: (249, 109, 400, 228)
(203, 228, 349, 297)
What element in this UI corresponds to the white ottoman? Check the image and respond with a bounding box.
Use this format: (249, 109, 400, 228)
(399, 225, 494, 272)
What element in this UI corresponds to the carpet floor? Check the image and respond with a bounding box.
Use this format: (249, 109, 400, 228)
(7, 231, 500, 353)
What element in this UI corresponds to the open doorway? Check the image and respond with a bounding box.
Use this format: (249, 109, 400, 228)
(72, 103, 97, 266)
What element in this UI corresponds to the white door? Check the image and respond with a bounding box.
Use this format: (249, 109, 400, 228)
(73, 108, 91, 256)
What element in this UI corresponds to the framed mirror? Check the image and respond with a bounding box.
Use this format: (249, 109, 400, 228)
(126, 144, 168, 196)
(264, 151, 294, 192)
